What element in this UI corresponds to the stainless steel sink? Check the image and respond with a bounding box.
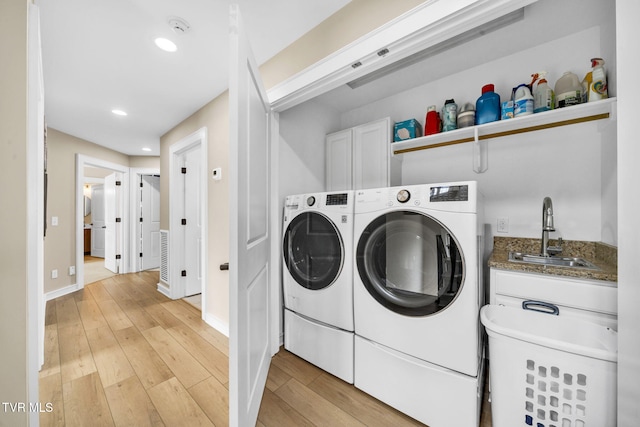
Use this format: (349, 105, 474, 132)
(508, 251, 600, 270)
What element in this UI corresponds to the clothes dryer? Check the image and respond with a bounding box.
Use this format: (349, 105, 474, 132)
(282, 191, 354, 382)
(353, 182, 485, 426)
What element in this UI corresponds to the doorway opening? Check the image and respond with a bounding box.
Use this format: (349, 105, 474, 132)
(75, 155, 129, 288)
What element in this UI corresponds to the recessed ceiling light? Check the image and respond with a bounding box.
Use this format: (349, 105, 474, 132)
(155, 37, 177, 52)
(111, 109, 127, 116)
(142, 147, 152, 152)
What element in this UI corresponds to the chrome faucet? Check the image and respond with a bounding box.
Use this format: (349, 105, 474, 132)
(541, 196, 555, 257)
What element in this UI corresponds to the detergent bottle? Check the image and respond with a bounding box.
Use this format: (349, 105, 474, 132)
(513, 84, 534, 117)
(586, 57, 608, 102)
(424, 105, 441, 135)
(533, 72, 555, 113)
(476, 84, 501, 125)
(555, 71, 582, 108)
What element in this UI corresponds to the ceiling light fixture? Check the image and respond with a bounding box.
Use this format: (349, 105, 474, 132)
(142, 147, 152, 152)
(111, 109, 128, 116)
(154, 37, 177, 52)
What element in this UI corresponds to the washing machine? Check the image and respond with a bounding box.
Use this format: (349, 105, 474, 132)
(282, 191, 354, 383)
(353, 182, 485, 426)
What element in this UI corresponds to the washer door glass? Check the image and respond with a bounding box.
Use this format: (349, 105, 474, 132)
(283, 212, 344, 290)
(356, 211, 464, 316)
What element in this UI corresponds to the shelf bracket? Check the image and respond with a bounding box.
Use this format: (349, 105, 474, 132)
(473, 127, 488, 173)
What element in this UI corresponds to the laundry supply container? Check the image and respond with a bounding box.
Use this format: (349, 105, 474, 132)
(480, 304, 617, 427)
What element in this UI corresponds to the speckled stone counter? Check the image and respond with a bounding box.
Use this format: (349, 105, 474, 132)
(488, 237, 618, 282)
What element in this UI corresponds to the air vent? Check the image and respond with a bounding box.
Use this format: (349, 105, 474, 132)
(160, 230, 169, 285)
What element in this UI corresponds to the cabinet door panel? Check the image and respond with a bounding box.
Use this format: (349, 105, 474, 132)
(325, 129, 352, 191)
(353, 117, 391, 190)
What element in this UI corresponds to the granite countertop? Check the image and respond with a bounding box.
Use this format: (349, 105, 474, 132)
(488, 237, 618, 282)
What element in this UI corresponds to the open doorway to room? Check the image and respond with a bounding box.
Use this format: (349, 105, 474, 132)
(82, 168, 117, 284)
(76, 155, 129, 288)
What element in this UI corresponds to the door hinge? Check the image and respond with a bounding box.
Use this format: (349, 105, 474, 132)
(140, 217, 143, 222)
(139, 252, 143, 258)
(181, 270, 187, 277)
(181, 167, 187, 174)
(115, 180, 122, 186)
(115, 217, 121, 223)
(140, 182, 144, 188)
(115, 254, 121, 260)
(181, 218, 187, 225)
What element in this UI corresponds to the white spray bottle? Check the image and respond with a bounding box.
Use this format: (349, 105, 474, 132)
(533, 72, 555, 113)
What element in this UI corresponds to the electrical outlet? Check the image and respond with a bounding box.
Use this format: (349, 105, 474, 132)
(69, 266, 76, 276)
(497, 217, 509, 233)
(51, 269, 58, 279)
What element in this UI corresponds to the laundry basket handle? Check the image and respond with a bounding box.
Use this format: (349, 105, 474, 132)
(522, 300, 559, 315)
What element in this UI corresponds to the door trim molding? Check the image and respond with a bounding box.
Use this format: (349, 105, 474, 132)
(75, 154, 130, 289)
(168, 127, 208, 314)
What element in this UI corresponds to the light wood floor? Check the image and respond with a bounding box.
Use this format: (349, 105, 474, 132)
(40, 271, 493, 426)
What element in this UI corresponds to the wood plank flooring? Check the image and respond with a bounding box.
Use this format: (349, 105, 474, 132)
(40, 271, 493, 426)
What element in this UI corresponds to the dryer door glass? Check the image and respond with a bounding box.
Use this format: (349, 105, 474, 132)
(356, 211, 464, 316)
(283, 212, 344, 290)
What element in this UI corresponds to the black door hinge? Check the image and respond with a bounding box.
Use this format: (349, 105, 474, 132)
(115, 180, 122, 186)
(139, 252, 143, 258)
(181, 167, 187, 174)
(181, 270, 187, 277)
(181, 218, 187, 225)
(115, 218, 121, 223)
(115, 254, 121, 260)
(140, 182, 144, 188)
(140, 217, 143, 222)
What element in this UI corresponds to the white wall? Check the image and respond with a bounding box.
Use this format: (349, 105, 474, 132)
(278, 99, 342, 199)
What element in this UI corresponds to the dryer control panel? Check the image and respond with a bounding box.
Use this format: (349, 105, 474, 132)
(429, 185, 469, 202)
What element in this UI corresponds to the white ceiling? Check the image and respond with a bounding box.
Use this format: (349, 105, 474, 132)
(36, 0, 351, 156)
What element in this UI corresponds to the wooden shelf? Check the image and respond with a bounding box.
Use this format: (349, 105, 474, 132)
(392, 97, 616, 156)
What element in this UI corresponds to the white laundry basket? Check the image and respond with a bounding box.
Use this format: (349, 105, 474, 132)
(480, 304, 617, 427)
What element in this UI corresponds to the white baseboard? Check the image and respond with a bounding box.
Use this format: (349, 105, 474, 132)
(45, 283, 80, 301)
(203, 312, 229, 337)
(157, 282, 170, 298)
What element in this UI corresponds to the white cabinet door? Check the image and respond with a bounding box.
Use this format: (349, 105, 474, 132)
(325, 129, 352, 191)
(353, 117, 391, 190)
(325, 117, 392, 191)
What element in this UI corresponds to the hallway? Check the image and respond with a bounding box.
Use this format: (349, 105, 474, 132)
(40, 271, 491, 426)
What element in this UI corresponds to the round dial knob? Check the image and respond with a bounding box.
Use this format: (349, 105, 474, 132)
(307, 196, 316, 206)
(397, 189, 411, 203)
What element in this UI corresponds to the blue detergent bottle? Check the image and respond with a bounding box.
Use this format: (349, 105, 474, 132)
(475, 84, 501, 125)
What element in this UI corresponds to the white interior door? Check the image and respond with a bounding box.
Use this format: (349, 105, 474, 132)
(90, 184, 105, 257)
(229, 5, 273, 426)
(182, 147, 202, 296)
(140, 174, 161, 270)
(104, 172, 121, 273)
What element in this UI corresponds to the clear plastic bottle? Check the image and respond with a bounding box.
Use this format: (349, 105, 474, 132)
(555, 71, 582, 108)
(475, 84, 501, 125)
(533, 72, 555, 113)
